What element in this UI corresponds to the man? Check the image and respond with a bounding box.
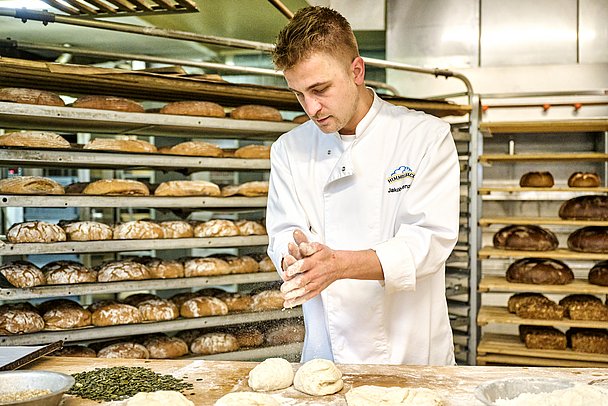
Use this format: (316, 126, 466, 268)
(266, 6, 460, 365)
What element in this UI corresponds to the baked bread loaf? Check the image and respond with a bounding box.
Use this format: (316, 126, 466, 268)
(91, 303, 142, 327)
(159, 141, 223, 157)
(589, 261, 608, 286)
(213, 255, 259, 274)
(215, 292, 253, 312)
(568, 328, 608, 354)
(182, 257, 231, 277)
(39, 299, 91, 330)
(493, 225, 558, 251)
(0, 131, 70, 149)
(251, 289, 284, 311)
(122, 293, 159, 307)
(7, 221, 66, 243)
(42, 260, 97, 285)
(190, 332, 239, 355)
(0, 176, 64, 195)
(180, 296, 229, 318)
(160, 101, 225, 118)
(83, 138, 157, 153)
(506, 258, 574, 285)
(507, 293, 565, 320)
(0, 304, 45, 335)
(559, 195, 608, 220)
(143, 335, 189, 359)
(231, 326, 264, 348)
(0, 261, 46, 288)
(169, 292, 200, 308)
(193, 219, 240, 237)
(72, 95, 144, 113)
(154, 180, 221, 197)
(264, 319, 306, 345)
(251, 254, 276, 273)
(83, 179, 149, 196)
(97, 342, 150, 358)
(519, 171, 554, 187)
(64, 182, 88, 194)
(159, 220, 193, 238)
(292, 114, 310, 124)
(518, 325, 566, 350)
(559, 294, 608, 321)
(568, 172, 601, 188)
(221, 181, 269, 197)
(96, 260, 151, 282)
(133, 258, 184, 279)
(231, 105, 282, 122)
(50, 345, 96, 357)
(507, 292, 552, 313)
(113, 220, 164, 240)
(234, 144, 271, 159)
(567, 226, 608, 253)
(235, 220, 266, 236)
(87, 299, 120, 314)
(0, 87, 64, 106)
(137, 299, 179, 322)
(62, 221, 113, 241)
(175, 329, 202, 347)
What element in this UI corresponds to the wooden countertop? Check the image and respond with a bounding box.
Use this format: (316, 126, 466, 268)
(26, 357, 608, 405)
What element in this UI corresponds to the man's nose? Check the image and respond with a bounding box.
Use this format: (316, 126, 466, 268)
(304, 96, 322, 117)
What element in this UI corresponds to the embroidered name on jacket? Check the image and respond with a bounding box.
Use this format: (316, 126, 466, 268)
(387, 165, 415, 193)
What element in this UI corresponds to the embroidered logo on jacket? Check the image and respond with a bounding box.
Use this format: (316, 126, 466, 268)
(386, 165, 415, 193)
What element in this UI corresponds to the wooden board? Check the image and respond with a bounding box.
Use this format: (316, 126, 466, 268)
(479, 152, 608, 164)
(479, 186, 608, 194)
(478, 306, 608, 328)
(479, 119, 608, 134)
(479, 216, 608, 226)
(478, 276, 608, 294)
(477, 353, 608, 367)
(26, 357, 608, 405)
(478, 246, 608, 260)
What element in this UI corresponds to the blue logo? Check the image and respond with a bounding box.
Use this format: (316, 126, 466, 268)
(386, 165, 415, 193)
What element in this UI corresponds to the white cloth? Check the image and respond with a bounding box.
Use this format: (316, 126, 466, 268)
(266, 90, 459, 365)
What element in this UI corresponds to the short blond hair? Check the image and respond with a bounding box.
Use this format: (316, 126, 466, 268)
(272, 6, 359, 71)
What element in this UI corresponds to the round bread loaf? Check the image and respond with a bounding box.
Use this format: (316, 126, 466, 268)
(96, 260, 151, 282)
(568, 172, 601, 188)
(506, 258, 574, 285)
(7, 221, 66, 243)
(97, 342, 149, 359)
(0, 261, 46, 288)
(568, 226, 608, 253)
(137, 299, 179, 322)
(83, 179, 149, 196)
(232, 326, 264, 348)
(0, 87, 64, 106)
(0, 131, 70, 149)
(257, 255, 276, 273)
(195, 287, 227, 297)
(264, 319, 305, 345)
(39, 299, 91, 330)
(160, 101, 225, 118)
(113, 220, 164, 239)
(87, 299, 121, 314)
(64, 182, 89, 194)
(589, 261, 608, 286)
(169, 292, 200, 308)
(238, 181, 269, 197)
(193, 219, 240, 237)
(62, 221, 113, 241)
(251, 290, 284, 312)
(493, 225, 558, 251)
(122, 293, 160, 307)
(292, 114, 310, 124)
(91, 303, 142, 326)
(0, 176, 64, 195)
(234, 144, 271, 159)
(182, 257, 231, 277)
(190, 332, 239, 355)
(215, 255, 259, 274)
(83, 138, 157, 153)
(559, 195, 608, 220)
(180, 296, 229, 318)
(0, 304, 45, 335)
(143, 335, 189, 359)
(235, 220, 266, 236)
(134, 258, 184, 279)
(154, 180, 221, 197)
(159, 141, 223, 157)
(215, 292, 253, 312)
(159, 220, 194, 238)
(72, 95, 144, 113)
(175, 329, 203, 347)
(230, 105, 282, 122)
(51, 345, 96, 357)
(519, 171, 554, 187)
(42, 260, 97, 285)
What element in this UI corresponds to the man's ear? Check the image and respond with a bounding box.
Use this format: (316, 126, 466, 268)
(351, 56, 366, 85)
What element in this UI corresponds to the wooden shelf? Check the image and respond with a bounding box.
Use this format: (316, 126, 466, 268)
(479, 246, 608, 260)
(479, 216, 608, 227)
(478, 306, 608, 328)
(479, 119, 608, 134)
(477, 333, 608, 366)
(479, 276, 608, 294)
(479, 186, 608, 194)
(479, 152, 608, 164)
(477, 353, 608, 367)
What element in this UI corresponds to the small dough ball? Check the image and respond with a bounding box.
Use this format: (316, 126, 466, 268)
(248, 358, 294, 391)
(214, 391, 280, 406)
(293, 358, 343, 396)
(345, 385, 444, 405)
(125, 391, 194, 406)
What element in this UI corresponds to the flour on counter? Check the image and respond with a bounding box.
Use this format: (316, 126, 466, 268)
(495, 384, 608, 406)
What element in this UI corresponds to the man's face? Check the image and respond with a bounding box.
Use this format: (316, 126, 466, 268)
(284, 52, 360, 134)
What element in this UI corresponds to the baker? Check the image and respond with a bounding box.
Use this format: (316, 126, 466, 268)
(266, 6, 460, 365)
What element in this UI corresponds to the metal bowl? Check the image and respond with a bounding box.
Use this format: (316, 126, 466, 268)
(474, 377, 574, 405)
(0, 370, 75, 406)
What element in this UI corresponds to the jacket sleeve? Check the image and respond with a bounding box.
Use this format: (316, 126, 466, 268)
(373, 124, 460, 294)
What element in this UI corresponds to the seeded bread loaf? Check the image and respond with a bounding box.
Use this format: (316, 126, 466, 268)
(518, 325, 566, 350)
(568, 328, 608, 354)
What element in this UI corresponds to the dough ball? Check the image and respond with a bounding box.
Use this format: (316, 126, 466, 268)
(293, 358, 343, 396)
(248, 358, 294, 391)
(125, 391, 194, 406)
(345, 385, 444, 405)
(214, 391, 280, 405)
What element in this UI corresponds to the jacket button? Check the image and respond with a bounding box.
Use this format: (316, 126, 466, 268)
(341, 166, 345, 171)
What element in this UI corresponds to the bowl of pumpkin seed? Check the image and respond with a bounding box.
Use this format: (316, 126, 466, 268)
(0, 370, 74, 405)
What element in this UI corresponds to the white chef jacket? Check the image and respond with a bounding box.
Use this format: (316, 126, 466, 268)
(266, 90, 459, 365)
